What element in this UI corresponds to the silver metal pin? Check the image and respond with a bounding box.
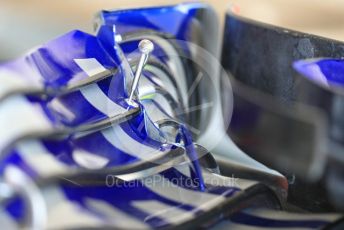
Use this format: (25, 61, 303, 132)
(127, 39, 154, 105)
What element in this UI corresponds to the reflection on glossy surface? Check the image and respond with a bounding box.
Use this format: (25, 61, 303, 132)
(294, 58, 344, 89)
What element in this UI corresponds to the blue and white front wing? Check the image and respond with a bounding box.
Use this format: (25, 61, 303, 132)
(0, 165, 251, 229)
(0, 3, 342, 230)
(1, 165, 341, 229)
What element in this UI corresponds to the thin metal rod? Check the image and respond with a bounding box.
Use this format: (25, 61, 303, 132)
(128, 39, 154, 104)
(0, 106, 141, 160)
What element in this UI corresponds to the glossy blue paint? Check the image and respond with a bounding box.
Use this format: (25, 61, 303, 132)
(95, 3, 211, 191)
(98, 3, 204, 40)
(0, 29, 172, 175)
(95, 3, 208, 71)
(294, 58, 344, 88)
(179, 125, 205, 191)
(0, 4, 254, 228)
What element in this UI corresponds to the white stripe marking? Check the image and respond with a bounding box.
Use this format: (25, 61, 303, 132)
(0, 68, 42, 99)
(85, 198, 148, 229)
(44, 187, 104, 229)
(74, 58, 126, 116)
(74, 58, 107, 77)
(80, 83, 126, 117)
(101, 127, 163, 159)
(0, 210, 17, 230)
(48, 98, 76, 121)
(72, 149, 109, 169)
(75, 58, 163, 160)
(16, 140, 68, 177)
(0, 96, 51, 152)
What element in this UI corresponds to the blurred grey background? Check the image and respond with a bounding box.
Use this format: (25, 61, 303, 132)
(1, 0, 344, 61)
